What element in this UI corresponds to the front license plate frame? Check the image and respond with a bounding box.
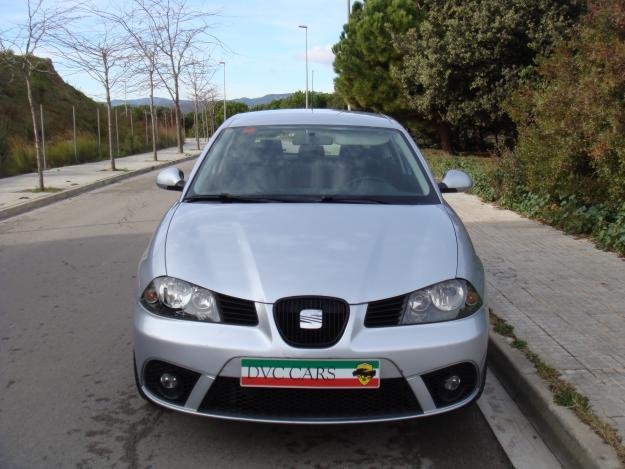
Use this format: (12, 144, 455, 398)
(240, 358, 381, 389)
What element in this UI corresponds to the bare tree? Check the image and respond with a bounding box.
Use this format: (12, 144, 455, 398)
(53, 17, 127, 170)
(184, 58, 214, 150)
(136, 0, 220, 154)
(0, 0, 71, 190)
(103, 6, 160, 161)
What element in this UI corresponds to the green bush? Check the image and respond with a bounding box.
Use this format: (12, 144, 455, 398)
(424, 151, 625, 256)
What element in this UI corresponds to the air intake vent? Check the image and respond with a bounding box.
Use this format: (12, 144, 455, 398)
(217, 293, 258, 326)
(273, 296, 349, 348)
(364, 294, 406, 327)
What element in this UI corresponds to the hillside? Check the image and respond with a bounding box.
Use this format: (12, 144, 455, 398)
(0, 52, 101, 142)
(110, 93, 294, 112)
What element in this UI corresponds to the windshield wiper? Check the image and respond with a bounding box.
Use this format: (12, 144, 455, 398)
(184, 194, 315, 203)
(319, 195, 388, 204)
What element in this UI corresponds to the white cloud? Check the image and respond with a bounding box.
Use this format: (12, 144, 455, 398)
(302, 45, 334, 67)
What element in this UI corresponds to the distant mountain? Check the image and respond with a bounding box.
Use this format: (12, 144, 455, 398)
(233, 93, 292, 106)
(110, 93, 293, 112)
(110, 97, 194, 114)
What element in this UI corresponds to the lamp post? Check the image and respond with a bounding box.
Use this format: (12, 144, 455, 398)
(298, 25, 308, 109)
(219, 61, 226, 122)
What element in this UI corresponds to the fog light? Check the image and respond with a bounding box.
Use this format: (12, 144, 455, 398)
(160, 373, 179, 390)
(444, 375, 462, 391)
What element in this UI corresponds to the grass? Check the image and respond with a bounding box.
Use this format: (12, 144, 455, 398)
(21, 186, 63, 193)
(490, 311, 625, 466)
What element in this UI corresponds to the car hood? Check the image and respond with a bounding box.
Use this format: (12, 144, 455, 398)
(165, 203, 457, 304)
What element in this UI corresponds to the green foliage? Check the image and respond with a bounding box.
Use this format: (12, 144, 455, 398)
(332, 0, 421, 113)
(393, 0, 584, 151)
(213, 101, 249, 128)
(250, 91, 346, 111)
(508, 1, 625, 210)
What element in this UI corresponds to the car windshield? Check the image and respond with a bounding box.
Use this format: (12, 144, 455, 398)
(185, 125, 438, 204)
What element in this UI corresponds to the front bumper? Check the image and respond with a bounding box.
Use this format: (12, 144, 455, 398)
(134, 302, 489, 423)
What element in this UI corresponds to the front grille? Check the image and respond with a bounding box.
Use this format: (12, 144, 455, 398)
(199, 377, 422, 421)
(217, 293, 258, 326)
(364, 294, 406, 327)
(273, 296, 349, 348)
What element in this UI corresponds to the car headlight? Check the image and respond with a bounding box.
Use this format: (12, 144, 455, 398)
(401, 279, 482, 325)
(141, 276, 221, 322)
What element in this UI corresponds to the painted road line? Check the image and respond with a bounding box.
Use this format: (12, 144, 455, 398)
(479, 369, 563, 469)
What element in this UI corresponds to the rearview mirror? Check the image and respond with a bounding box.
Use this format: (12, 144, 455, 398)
(156, 167, 185, 191)
(438, 170, 473, 193)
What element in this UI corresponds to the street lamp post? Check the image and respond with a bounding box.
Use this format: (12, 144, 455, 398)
(298, 25, 308, 109)
(219, 61, 226, 122)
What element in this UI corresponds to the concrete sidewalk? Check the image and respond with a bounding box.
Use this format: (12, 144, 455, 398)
(0, 139, 203, 219)
(446, 193, 625, 443)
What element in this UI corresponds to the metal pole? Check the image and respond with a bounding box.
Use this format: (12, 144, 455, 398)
(97, 107, 101, 159)
(130, 108, 134, 138)
(346, 3, 352, 111)
(311, 70, 314, 109)
(72, 105, 77, 162)
(299, 26, 308, 109)
(115, 108, 120, 157)
(39, 104, 46, 170)
(219, 61, 226, 122)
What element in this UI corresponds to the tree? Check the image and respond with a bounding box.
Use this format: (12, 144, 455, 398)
(136, 0, 219, 154)
(105, 3, 161, 161)
(332, 0, 422, 114)
(0, 0, 70, 189)
(507, 0, 625, 209)
(393, 0, 584, 153)
(183, 58, 214, 150)
(54, 14, 127, 170)
(214, 101, 248, 128)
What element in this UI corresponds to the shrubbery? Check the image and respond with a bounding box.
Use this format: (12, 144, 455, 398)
(2, 128, 177, 177)
(424, 150, 625, 256)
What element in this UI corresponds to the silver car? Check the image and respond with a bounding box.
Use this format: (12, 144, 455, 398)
(134, 109, 487, 423)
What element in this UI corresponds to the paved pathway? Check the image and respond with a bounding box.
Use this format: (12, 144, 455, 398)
(0, 139, 204, 214)
(446, 192, 625, 441)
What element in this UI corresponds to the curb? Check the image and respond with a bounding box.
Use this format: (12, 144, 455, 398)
(0, 154, 198, 222)
(488, 328, 621, 469)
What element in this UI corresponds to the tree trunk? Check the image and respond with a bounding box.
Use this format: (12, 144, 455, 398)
(437, 120, 454, 155)
(105, 87, 116, 170)
(173, 78, 183, 153)
(25, 72, 44, 190)
(193, 97, 199, 150)
(149, 73, 157, 161)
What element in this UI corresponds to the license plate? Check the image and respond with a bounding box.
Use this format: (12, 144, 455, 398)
(240, 358, 380, 388)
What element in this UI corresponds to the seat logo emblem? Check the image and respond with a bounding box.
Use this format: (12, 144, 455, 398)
(299, 309, 323, 329)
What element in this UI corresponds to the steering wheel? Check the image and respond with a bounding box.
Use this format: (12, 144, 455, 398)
(346, 176, 389, 188)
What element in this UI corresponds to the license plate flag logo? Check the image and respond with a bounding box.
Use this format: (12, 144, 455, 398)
(240, 359, 380, 388)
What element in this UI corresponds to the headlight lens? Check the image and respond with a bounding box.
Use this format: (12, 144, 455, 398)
(401, 279, 481, 325)
(141, 276, 221, 322)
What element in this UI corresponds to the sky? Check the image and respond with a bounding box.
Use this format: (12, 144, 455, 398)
(0, 0, 350, 101)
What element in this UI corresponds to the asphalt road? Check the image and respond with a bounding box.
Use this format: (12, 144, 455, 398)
(0, 161, 512, 469)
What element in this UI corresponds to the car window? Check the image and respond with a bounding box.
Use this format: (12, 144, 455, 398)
(186, 125, 439, 204)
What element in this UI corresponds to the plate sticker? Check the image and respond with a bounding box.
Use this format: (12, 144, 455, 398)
(240, 358, 380, 388)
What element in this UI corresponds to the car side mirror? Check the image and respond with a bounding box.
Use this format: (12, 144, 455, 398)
(438, 169, 473, 193)
(156, 167, 185, 191)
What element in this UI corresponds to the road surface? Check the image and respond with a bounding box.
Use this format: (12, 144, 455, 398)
(0, 160, 512, 468)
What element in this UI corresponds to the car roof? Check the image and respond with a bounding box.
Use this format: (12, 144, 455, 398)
(225, 109, 401, 129)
